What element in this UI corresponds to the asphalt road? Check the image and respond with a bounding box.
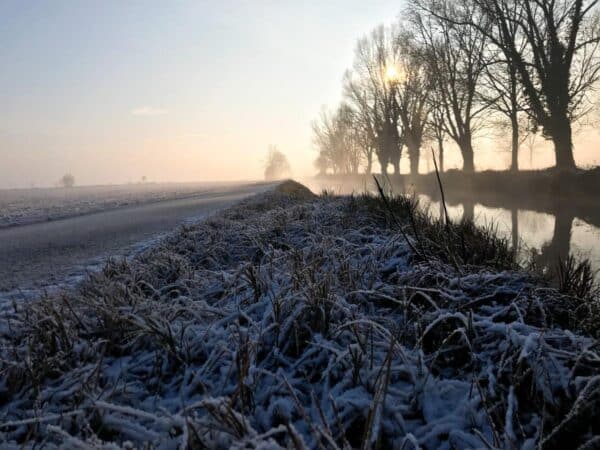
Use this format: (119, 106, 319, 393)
(0, 182, 273, 300)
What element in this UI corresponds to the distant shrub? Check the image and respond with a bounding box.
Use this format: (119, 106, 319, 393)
(59, 173, 75, 188)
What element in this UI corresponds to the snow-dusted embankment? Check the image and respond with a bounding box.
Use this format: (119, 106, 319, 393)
(0, 181, 598, 449)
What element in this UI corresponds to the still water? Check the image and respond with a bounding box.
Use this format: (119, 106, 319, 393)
(418, 195, 600, 274)
(304, 177, 600, 278)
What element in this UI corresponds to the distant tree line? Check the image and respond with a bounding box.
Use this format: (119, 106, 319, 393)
(313, 0, 600, 175)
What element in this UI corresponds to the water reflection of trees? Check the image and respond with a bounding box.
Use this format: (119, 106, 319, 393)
(463, 204, 575, 274)
(417, 192, 578, 274)
(415, 184, 587, 274)
(535, 211, 574, 272)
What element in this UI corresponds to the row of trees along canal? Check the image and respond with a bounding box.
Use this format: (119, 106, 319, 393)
(313, 0, 600, 176)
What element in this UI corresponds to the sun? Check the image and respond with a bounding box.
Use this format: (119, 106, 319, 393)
(384, 65, 402, 83)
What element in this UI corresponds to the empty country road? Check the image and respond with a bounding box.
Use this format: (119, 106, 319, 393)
(0, 182, 274, 301)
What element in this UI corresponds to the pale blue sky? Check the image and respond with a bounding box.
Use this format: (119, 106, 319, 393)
(0, 0, 403, 187)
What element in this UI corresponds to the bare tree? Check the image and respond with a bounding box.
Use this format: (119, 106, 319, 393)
(312, 105, 362, 174)
(344, 74, 378, 174)
(438, 0, 600, 170)
(346, 25, 403, 175)
(394, 28, 432, 175)
(337, 104, 364, 174)
(264, 146, 291, 181)
(354, 120, 377, 174)
(409, 0, 490, 173)
(478, 28, 529, 172)
(312, 109, 342, 174)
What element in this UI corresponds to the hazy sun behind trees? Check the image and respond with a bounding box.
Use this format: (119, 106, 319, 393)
(313, 0, 600, 176)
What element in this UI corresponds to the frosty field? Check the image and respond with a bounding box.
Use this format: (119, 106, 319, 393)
(0, 182, 243, 228)
(0, 181, 598, 449)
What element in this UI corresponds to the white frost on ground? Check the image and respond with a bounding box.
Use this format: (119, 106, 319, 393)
(0, 185, 598, 449)
(0, 182, 240, 228)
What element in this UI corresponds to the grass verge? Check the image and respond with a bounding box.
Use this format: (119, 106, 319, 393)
(0, 180, 598, 449)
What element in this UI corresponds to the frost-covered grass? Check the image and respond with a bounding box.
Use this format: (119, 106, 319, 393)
(0, 181, 598, 449)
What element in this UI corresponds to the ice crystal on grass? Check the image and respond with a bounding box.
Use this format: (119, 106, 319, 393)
(0, 181, 598, 449)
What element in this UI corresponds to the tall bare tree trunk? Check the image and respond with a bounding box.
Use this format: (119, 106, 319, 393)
(391, 139, 402, 175)
(437, 136, 444, 173)
(407, 144, 419, 176)
(461, 139, 475, 173)
(365, 150, 373, 174)
(510, 113, 519, 172)
(380, 156, 388, 175)
(552, 117, 576, 170)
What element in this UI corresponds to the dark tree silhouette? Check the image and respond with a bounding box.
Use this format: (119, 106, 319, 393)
(394, 28, 432, 175)
(311, 0, 600, 177)
(410, 0, 490, 173)
(434, 0, 600, 170)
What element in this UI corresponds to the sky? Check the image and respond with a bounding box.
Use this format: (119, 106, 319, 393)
(1, 1, 599, 188)
(0, 0, 402, 188)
